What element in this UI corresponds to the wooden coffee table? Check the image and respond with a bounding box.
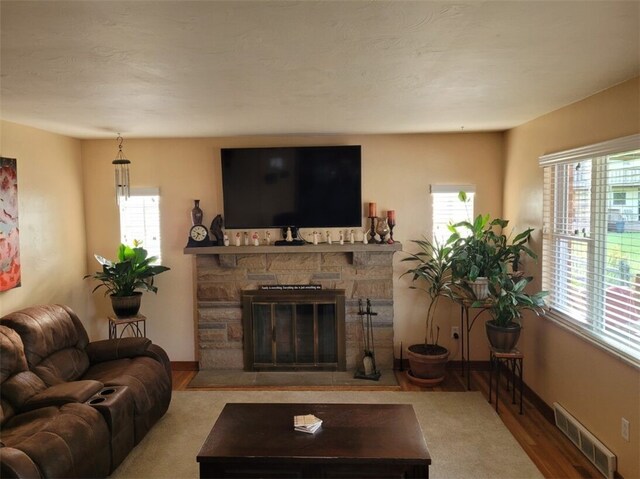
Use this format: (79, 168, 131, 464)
(197, 403, 431, 478)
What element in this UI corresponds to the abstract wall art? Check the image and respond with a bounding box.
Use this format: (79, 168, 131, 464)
(0, 157, 20, 291)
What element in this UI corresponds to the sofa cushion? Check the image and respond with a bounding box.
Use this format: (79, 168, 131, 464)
(1, 403, 111, 478)
(1, 305, 90, 385)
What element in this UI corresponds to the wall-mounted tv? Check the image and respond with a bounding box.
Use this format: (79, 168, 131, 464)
(221, 145, 362, 230)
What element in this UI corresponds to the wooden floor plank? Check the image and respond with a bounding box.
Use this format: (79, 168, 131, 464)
(170, 368, 602, 479)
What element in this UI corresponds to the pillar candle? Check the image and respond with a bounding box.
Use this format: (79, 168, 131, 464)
(368, 202, 377, 217)
(387, 210, 396, 223)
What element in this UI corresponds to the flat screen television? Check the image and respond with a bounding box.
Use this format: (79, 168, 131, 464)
(221, 145, 362, 231)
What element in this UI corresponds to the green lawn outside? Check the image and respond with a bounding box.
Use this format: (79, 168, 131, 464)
(606, 231, 640, 284)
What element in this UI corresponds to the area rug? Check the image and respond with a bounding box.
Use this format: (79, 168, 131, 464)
(110, 390, 543, 479)
(187, 369, 399, 388)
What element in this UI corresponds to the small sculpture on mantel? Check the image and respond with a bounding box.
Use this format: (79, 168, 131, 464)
(235, 232, 241, 246)
(339, 230, 344, 245)
(326, 230, 332, 245)
(265, 231, 272, 245)
(210, 214, 224, 246)
(363, 231, 369, 245)
(223, 233, 230, 246)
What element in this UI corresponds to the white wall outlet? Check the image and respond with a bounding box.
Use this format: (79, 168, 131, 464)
(451, 326, 460, 339)
(621, 417, 630, 442)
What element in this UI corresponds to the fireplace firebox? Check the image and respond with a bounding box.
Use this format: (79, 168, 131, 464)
(242, 289, 346, 371)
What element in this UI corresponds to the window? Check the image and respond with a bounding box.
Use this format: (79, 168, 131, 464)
(539, 134, 640, 365)
(119, 188, 162, 263)
(430, 185, 475, 245)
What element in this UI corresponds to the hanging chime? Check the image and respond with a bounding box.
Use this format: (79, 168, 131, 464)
(113, 134, 131, 204)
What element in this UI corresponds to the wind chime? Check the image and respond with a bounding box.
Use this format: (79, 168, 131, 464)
(354, 298, 381, 381)
(113, 133, 131, 205)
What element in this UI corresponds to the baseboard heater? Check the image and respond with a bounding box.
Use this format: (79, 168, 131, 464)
(553, 402, 617, 479)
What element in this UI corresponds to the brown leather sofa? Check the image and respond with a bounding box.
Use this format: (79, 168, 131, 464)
(0, 305, 172, 478)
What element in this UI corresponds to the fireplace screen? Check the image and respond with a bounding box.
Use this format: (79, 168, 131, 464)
(242, 290, 346, 371)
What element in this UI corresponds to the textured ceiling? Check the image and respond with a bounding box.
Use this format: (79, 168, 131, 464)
(1, 1, 638, 139)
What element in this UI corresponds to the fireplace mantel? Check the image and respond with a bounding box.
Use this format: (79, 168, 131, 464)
(184, 243, 402, 255)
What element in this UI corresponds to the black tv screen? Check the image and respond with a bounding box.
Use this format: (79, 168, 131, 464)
(221, 146, 362, 229)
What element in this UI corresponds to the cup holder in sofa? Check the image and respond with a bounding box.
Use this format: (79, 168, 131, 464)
(89, 397, 106, 405)
(100, 388, 116, 396)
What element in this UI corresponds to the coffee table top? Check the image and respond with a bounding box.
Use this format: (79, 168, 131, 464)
(197, 403, 431, 465)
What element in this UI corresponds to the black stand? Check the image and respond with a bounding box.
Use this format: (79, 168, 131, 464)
(354, 299, 381, 381)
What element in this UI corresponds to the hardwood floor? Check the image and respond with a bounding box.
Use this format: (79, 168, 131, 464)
(171, 368, 603, 479)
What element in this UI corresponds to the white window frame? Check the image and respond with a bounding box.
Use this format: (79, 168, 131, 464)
(539, 134, 640, 368)
(430, 185, 475, 245)
(119, 187, 162, 264)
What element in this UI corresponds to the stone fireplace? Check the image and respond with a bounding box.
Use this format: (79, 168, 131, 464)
(185, 243, 401, 371)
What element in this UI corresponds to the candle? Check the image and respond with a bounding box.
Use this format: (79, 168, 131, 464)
(368, 202, 377, 217)
(387, 210, 396, 223)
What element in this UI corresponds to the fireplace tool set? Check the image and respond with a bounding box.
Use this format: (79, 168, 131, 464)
(354, 299, 381, 381)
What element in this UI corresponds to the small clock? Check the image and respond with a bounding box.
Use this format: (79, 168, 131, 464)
(187, 224, 211, 247)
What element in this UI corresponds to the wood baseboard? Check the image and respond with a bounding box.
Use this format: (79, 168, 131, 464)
(171, 361, 199, 371)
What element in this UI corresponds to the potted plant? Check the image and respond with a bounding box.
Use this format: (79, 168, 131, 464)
(401, 236, 456, 386)
(85, 242, 170, 318)
(477, 274, 547, 352)
(449, 194, 537, 300)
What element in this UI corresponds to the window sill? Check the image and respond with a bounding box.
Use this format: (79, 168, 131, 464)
(545, 312, 640, 370)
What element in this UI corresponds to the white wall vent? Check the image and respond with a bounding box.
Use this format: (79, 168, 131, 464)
(553, 402, 617, 479)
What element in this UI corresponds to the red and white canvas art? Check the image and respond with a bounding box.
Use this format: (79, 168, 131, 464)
(0, 157, 20, 291)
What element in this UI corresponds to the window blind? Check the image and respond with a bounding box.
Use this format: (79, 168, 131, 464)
(540, 134, 640, 365)
(119, 188, 162, 263)
(430, 185, 475, 245)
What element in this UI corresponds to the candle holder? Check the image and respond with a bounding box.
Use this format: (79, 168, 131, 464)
(387, 210, 396, 244)
(368, 216, 377, 243)
(387, 220, 396, 244)
(375, 217, 390, 244)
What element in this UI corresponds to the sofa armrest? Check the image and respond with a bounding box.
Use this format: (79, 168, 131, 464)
(23, 380, 104, 411)
(144, 344, 172, 386)
(0, 446, 42, 479)
(86, 337, 152, 363)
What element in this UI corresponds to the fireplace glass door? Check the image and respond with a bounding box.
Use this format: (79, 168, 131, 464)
(243, 290, 345, 371)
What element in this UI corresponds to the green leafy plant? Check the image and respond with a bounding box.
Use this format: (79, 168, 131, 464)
(477, 274, 548, 327)
(85, 242, 170, 297)
(449, 192, 537, 286)
(401, 236, 456, 347)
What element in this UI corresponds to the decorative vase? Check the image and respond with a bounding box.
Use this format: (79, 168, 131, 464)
(486, 320, 521, 352)
(110, 292, 142, 318)
(191, 200, 203, 226)
(406, 344, 450, 386)
(375, 217, 390, 243)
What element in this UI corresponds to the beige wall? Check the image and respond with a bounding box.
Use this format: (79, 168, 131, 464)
(0, 121, 89, 323)
(80, 132, 504, 362)
(503, 77, 640, 479)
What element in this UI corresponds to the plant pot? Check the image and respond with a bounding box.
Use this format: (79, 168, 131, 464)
(406, 344, 450, 386)
(485, 320, 521, 352)
(110, 292, 142, 318)
(469, 277, 489, 300)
